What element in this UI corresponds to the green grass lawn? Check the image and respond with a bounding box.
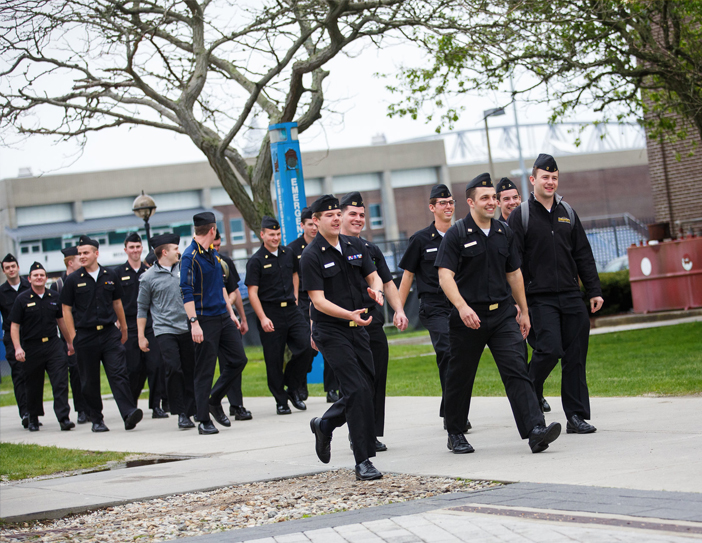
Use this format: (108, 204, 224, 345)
(1, 323, 700, 408)
(0, 443, 130, 481)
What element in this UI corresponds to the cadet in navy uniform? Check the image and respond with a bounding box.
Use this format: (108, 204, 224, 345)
(246, 216, 314, 415)
(508, 154, 603, 434)
(0, 253, 30, 427)
(496, 177, 551, 413)
(10, 262, 74, 432)
(115, 232, 167, 419)
(436, 173, 561, 454)
(398, 184, 471, 432)
(339, 192, 408, 451)
(60, 235, 143, 432)
(213, 231, 252, 421)
(287, 207, 340, 402)
(304, 195, 386, 481)
(180, 212, 248, 435)
(51, 246, 89, 424)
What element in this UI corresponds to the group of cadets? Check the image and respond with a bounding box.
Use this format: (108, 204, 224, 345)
(0, 153, 603, 482)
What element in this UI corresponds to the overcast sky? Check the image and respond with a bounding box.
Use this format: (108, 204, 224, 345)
(0, 40, 570, 181)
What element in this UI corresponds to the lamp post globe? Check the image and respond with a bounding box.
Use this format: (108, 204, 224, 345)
(132, 191, 157, 248)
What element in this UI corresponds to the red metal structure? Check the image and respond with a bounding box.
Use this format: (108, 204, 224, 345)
(628, 237, 702, 313)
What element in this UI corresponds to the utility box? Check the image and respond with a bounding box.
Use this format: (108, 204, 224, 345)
(627, 237, 702, 313)
(269, 122, 307, 246)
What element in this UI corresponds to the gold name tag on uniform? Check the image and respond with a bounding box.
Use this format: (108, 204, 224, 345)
(122, 276, 130, 280)
(464, 241, 477, 248)
(27, 302, 36, 307)
(264, 264, 272, 269)
(77, 283, 87, 287)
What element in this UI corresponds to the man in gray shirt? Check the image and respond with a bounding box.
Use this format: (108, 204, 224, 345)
(137, 233, 196, 430)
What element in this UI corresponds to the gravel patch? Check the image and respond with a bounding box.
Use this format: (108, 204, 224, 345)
(0, 470, 499, 542)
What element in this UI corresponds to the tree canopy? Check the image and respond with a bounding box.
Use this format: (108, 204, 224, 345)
(0, 0, 449, 232)
(386, 0, 702, 144)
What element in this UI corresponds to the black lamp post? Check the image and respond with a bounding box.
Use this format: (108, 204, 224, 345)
(132, 191, 157, 249)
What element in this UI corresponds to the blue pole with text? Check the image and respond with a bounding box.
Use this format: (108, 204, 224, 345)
(268, 122, 323, 384)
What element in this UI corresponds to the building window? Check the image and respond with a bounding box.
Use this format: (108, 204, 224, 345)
(42, 238, 63, 252)
(20, 240, 41, 254)
(108, 231, 127, 246)
(230, 218, 245, 244)
(173, 224, 192, 238)
(369, 203, 384, 229)
(88, 233, 108, 246)
(216, 220, 225, 243)
(250, 228, 259, 243)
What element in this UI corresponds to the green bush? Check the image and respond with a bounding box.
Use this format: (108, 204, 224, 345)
(583, 270, 632, 316)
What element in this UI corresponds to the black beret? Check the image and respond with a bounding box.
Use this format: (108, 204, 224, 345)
(496, 177, 518, 195)
(61, 246, 78, 257)
(144, 250, 157, 266)
(533, 153, 558, 172)
(430, 184, 452, 199)
(309, 195, 339, 214)
(125, 232, 142, 244)
(77, 235, 99, 248)
(193, 211, 216, 226)
(339, 191, 364, 208)
(260, 215, 280, 230)
(29, 261, 45, 273)
(466, 173, 493, 192)
(2, 253, 17, 264)
(150, 233, 180, 248)
(300, 207, 312, 221)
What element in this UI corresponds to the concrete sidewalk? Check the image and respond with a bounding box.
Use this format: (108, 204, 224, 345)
(2, 395, 701, 522)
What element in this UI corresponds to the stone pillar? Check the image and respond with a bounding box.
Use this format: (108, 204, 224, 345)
(73, 200, 84, 223)
(381, 170, 400, 240)
(323, 175, 334, 195)
(200, 187, 212, 208)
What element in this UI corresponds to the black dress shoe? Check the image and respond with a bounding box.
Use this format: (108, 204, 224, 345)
(287, 389, 307, 411)
(59, 418, 75, 431)
(178, 414, 195, 429)
(22, 413, 29, 429)
(77, 412, 89, 424)
(355, 459, 382, 481)
(92, 420, 109, 432)
(229, 405, 253, 420)
(124, 408, 143, 430)
(209, 403, 231, 427)
(299, 385, 309, 401)
(198, 421, 219, 435)
(566, 415, 597, 434)
(326, 390, 340, 403)
(540, 397, 551, 413)
(375, 439, 387, 452)
(277, 403, 292, 415)
(310, 417, 331, 463)
(28, 416, 40, 432)
(152, 407, 169, 419)
(529, 422, 562, 453)
(444, 417, 472, 433)
(447, 433, 474, 454)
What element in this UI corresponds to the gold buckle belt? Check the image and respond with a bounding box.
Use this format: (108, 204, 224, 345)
(42, 337, 49, 343)
(489, 303, 499, 311)
(96, 325, 104, 330)
(280, 302, 288, 307)
(349, 321, 358, 327)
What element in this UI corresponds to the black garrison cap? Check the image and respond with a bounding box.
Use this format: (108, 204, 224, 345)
(145, 250, 157, 266)
(61, 246, 78, 257)
(193, 211, 216, 226)
(496, 177, 518, 195)
(125, 232, 142, 244)
(150, 233, 180, 248)
(260, 216, 280, 230)
(300, 207, 312, 221)
(340, 191, 364, 208)
(29, 261, 45, 273)
(77, 235, 99, 248)
(430, 184, 452, 199)
(309, 195, 340, 214)
(466, 173, 493, 193)
(533, 153, 558, 172)
(2, 253, 17, 264)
